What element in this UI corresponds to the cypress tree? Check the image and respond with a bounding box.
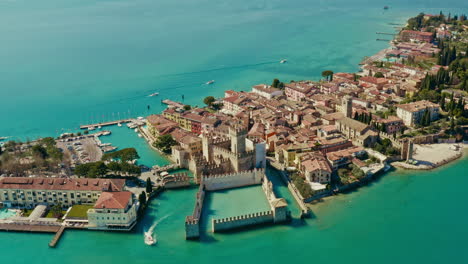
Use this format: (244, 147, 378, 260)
(146, 177, 153, 194)
(440, 93, 446, 111)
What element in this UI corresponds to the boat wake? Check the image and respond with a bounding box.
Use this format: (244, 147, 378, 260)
(144, 213, 171, 246)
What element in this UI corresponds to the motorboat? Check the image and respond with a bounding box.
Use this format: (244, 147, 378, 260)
(144, 231, 156, 246)
(138, 133, 143, 138)
(117, 123, 122, 127)
(280, 59, 287, 64)
(148, 92, 159, 97)
(206, 80, 215, 85)
(134, 128, 138, 132)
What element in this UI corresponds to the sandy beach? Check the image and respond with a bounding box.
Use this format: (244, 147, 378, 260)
(393, 143, 466, 170)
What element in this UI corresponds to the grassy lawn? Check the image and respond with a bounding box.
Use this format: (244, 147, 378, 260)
(21, 209, 33, 217)
(45, 210, 67, 218)
(66, 205, 94, 219)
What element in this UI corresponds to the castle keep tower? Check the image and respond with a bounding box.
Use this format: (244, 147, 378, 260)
(202, 134, 213, 163)
(342, 95, 353, 118)
(229, 126, 247, 154)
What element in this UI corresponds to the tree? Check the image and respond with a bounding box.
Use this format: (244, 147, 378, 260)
(102, 148, 139, 162)
(271, 78, 280, 88)
(183, 105, 191, 111)
(50, 204, 63, 218)
(146, 177, 153, 194)
(374, 72, 385, 78)
(203, 96, 215, 106)
(139, 191, 147, 206)
(88, 161, 108, 178)
(153, 134, 177, 154)
(321, 70, 334, 81)
(32, 145, 48, 160)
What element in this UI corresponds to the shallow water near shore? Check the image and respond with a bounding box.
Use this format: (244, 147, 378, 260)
(1, 0, 468, 263)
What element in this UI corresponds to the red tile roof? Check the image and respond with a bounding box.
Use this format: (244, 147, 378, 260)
(0, 177, 125, 192)
(94, 191, 132, 209)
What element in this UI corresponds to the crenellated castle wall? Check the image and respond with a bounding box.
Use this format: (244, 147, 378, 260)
(202, 168, 264, 191)
(212, 211, 274, 232)
(185, 184, 205, 239)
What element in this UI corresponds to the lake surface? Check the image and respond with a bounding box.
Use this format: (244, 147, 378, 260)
(1, 0, 468, 263)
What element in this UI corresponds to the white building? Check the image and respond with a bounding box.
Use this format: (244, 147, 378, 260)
(252, 84, 283, 99)
(87, 191, 138, 231)
(396, 100, 439, 127)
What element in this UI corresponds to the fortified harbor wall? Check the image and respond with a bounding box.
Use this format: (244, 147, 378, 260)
(185, 184, 205, 239)
(212, 211, 274, 232)
(185, 168, 289, 239)
(202, 168, 264, 191)
(211, 175, 289, 233)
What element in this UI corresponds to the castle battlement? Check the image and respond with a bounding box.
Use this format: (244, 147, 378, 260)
(229, 126, 248, 135)
(202, 168, 265, 180)
(212, 211, 273, 224)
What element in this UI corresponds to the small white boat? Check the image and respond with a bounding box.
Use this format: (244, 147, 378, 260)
(138, 133, 143, 138)
(134, 128, 138, 132)
(88, 127, 96, 131)
(117, 123, 122, 127)
(144, 231, 156, 246)
(148, 92, 159, 97)
(280, 59, 287, 64)
(206, 80, 215, 85)
(98, 125, 102, 129)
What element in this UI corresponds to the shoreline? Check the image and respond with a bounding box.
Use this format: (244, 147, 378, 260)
(392, 144, 467, 170)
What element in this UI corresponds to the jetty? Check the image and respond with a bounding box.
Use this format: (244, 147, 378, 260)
(376, 38, 391, 42)
(376, 32, 396, 35)
(80, 119, 133, 130)
(49, 226, 66, 248)
(162, 99, 184, 109)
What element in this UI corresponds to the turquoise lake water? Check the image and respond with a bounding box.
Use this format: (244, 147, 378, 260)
(1, 0, 468, 263)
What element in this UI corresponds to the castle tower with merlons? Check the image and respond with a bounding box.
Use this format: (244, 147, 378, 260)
(229, 126, 247, 154)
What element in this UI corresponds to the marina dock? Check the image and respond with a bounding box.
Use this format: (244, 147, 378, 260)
(80, 119, 133, 130)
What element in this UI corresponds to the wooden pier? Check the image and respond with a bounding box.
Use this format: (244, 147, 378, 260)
(49, 226, 66, 248)
(80, 119, 133, 130)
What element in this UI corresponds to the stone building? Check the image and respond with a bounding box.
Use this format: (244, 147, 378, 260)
(172, 126, 265, 180)
(335, 117, 378, 147)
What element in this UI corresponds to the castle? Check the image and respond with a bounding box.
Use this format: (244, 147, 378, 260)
(185, 169, 288, 239)
(172, 126, 266, 182)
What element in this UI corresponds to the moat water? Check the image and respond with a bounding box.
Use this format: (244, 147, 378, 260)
(1, 0, 468, 263)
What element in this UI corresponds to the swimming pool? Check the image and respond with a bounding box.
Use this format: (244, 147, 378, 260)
(0, 208, 17, 219)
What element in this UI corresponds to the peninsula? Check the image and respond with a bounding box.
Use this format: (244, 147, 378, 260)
(0, 12, 467, 246)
